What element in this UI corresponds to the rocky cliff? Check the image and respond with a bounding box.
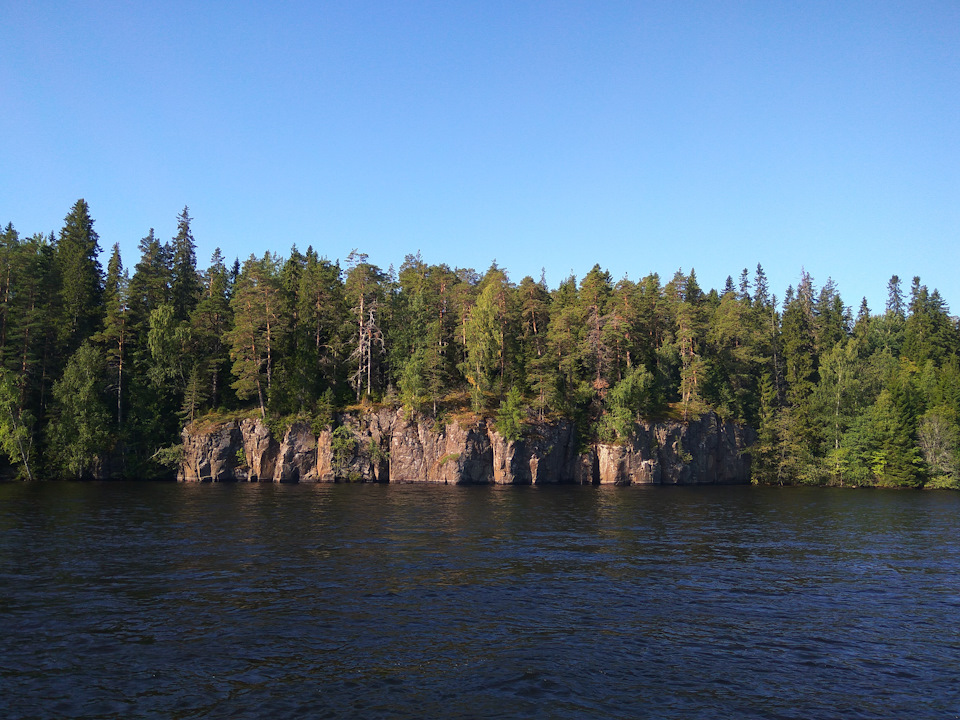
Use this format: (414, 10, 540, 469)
(179, 409, 754, 485)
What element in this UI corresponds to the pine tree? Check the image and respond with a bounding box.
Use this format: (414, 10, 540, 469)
(579, 264, 614, 392)
(495, 386, 526, 441)
(0, 223, 20, 366)
(752, 371, 782, 484)
(0, 229, 58, 441)
(813, 278, 848, 356)
(517, 275, 551, 418)
(599, 365, 654, 442)
(227, 254, 284, 417)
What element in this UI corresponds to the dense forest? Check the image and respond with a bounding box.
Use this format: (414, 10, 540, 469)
(2, 199, 959, 487)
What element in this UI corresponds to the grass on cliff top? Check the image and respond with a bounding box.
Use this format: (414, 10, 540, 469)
(186, 408, 262, 434)
(659, 403, 702, 422)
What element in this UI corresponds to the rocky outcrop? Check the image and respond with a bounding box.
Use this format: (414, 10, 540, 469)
(276, 422, 318, 482)
(178, 419, 313, 482)
(178, 409, 754, 485)
(179, 421, 244, 482)
(240, 418, 278, 480)
(489, 421, 581, 484)
(586, 413, 753, 485)
(389, 413, 493, 483)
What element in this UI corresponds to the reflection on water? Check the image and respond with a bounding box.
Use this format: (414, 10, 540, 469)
(2, 482, 960, 718)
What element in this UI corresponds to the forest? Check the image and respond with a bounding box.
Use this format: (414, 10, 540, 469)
(1, 199, 959, 487)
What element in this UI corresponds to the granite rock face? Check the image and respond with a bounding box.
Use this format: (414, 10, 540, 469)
(276, 423, 318, 482)
(587, 413, 753, 485)
(178, 410, 754, 485)
(179, 421, 244, 482)
(489, 421, 581, 484)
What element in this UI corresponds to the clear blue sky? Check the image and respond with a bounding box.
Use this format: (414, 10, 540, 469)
(2, 0, 958, 312)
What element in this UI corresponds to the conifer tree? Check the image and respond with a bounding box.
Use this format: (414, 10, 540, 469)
(57, 200, 104, 351)
(170, 207, 202, 322)
(463, 282, 503, 411)
(579, 265, 614, 392)
(297, 250, 348, 401)
(188, 248, 233, 411)
(96, 244, 128, 429)
(518, 275, 552, 419)
(227, 254, 284, 417)
(671, 270, 707, 419)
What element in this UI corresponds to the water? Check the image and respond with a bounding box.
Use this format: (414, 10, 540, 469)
(2, 482, 960, 719)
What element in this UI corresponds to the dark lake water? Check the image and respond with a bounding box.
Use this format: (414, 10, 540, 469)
(2, 482, 960, 719)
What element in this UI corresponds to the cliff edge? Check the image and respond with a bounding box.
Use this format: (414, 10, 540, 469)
(179, 410, 754, 485)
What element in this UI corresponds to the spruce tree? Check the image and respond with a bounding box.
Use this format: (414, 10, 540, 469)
(57, 200, 104, 352)
(170, 207, 202, 322)
(96, 244, 128, 429)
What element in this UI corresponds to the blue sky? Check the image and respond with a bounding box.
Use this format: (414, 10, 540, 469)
(2, 0, 958, 312)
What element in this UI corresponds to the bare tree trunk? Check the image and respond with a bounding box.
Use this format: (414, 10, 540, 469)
(357, 294, 365, 401)
(117, 339, 123, 428)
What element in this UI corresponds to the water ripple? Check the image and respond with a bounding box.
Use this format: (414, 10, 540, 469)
(2, 483, 960, 718)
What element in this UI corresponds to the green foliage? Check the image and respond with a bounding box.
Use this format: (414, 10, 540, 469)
(917, 411, 959, 488)
(265, 414, 289, 443)
(48, 343, 112, 478)
(148, 304, 191, 387)
(599, 365, 654, 442)
(463, 281, 506, 399)
(152, 444, 184, 469)
(227, 254, 284, 417)
(311, 388, 336, 434)
(399, 349, 430, 415)
(368, 438, 389, 464)
(0, 369, 34, 479)
(8, 199, 960, 490)
(495, 386, 526, 441)
(752, 372, 783, 484)
(330, 424, 356, 476)
(57, 199, 104, 352)
(170, 206, 202, 322)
